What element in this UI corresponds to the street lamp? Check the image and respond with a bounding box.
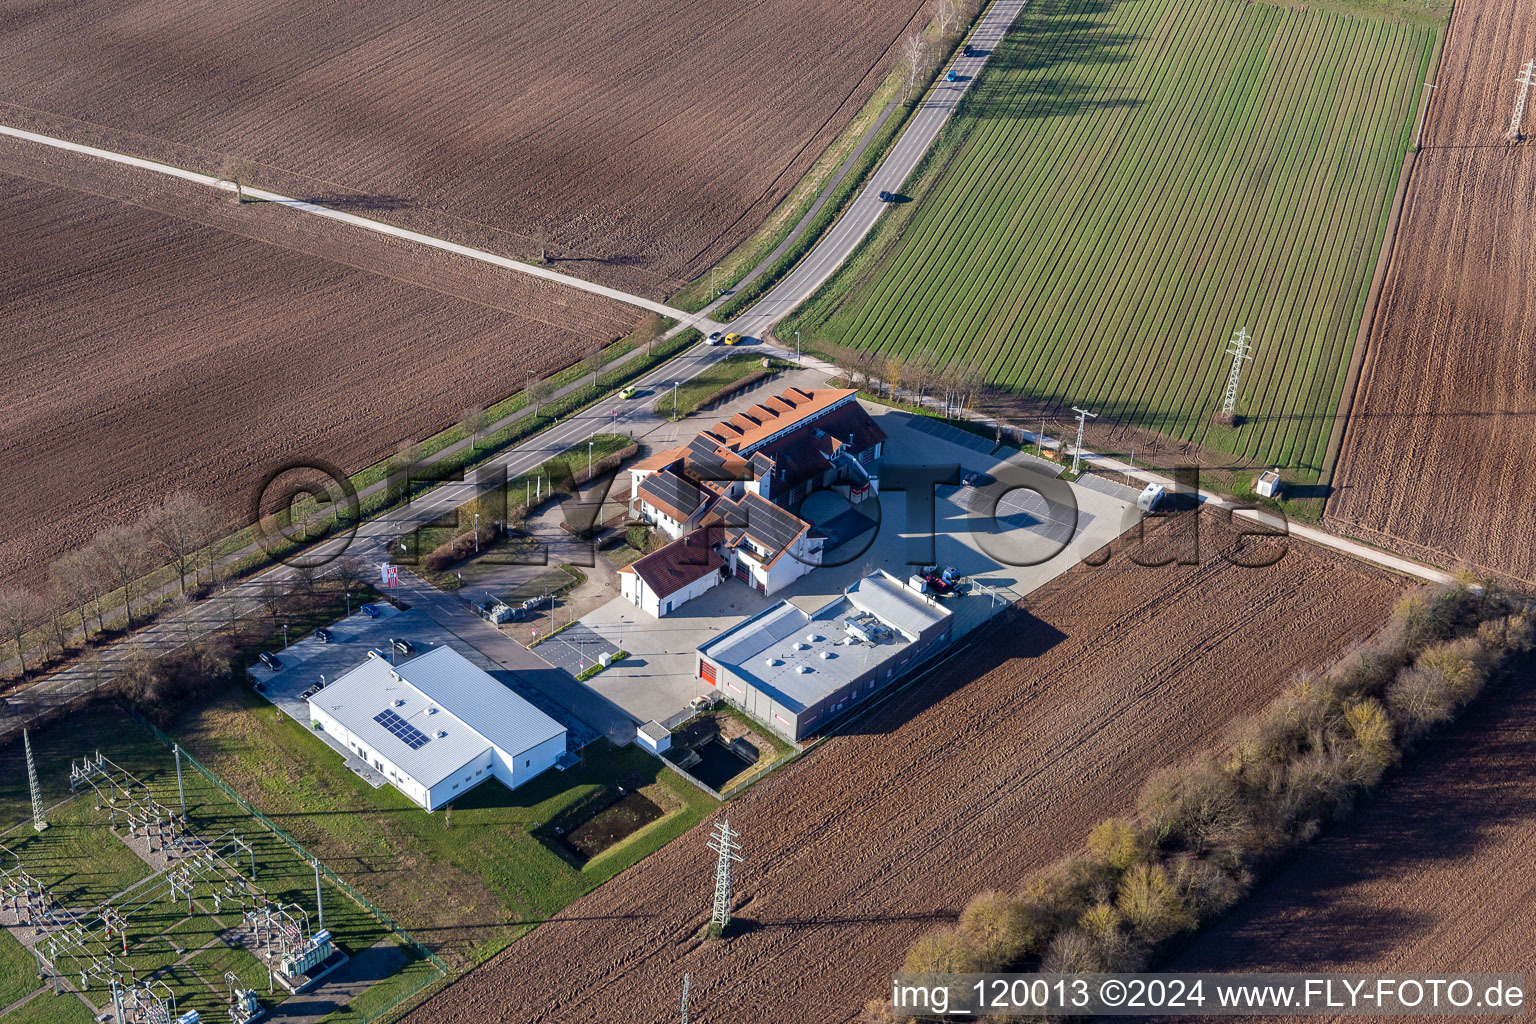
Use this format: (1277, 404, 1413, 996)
(794, 330, 801, 364)
(672, 381, 679, 419)
(473, 512, 480, 553)
(588, 441, 594, 475)
(281, 623, 289, 650)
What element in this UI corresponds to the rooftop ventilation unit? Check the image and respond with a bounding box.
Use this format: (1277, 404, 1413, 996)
(795, 665, 813, 674)
(435, 730, 447, 739)
(426, 707, 438, 715)
(793, 642, 809, 651)
(819, 651, 835, 660)
(805, 634, 823, 643)
(765, 658, 781, 667)
(392, 699, 406, 708)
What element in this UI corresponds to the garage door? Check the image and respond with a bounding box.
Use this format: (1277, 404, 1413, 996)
(699, 660, 717, 685)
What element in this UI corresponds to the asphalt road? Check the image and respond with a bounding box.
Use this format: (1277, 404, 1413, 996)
(725, 0, 1030, 340)
(0, 341, 742, 738)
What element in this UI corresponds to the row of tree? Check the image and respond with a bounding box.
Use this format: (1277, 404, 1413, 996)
(823, 342, 993, 421)
(901, 0, 988, 102)
(0, 491, 219, 680)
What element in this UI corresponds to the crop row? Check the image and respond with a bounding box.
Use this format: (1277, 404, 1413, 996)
(788, 0, 1437, 476)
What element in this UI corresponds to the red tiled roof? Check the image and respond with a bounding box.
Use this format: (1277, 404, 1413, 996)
(630, 530, 725, 599)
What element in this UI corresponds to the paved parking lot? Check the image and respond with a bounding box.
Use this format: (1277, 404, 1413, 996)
(536, 623, 621, 678)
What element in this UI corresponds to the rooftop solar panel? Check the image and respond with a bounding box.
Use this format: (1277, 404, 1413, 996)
(373, 708, 432, 750)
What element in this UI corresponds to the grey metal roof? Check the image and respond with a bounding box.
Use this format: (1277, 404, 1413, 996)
(309, 647, 565, 788)
(699, 572, 950, 713)
(844, 571, 950, 641)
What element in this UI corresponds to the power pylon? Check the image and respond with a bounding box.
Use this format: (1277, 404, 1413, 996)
(1221, 327, 1253, 419)
(24, 729, 47, 832)
(1070, 406, 1098, 476)
(706, 820, 744, 933)
(1509, 60, 1536, 142)
(680, 973, 691, 1024)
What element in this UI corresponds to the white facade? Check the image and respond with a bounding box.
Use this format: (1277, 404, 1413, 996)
(308, 647, 566, 812)
(619, 561, 722, 618)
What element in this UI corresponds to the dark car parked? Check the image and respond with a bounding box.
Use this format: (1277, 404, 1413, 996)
(258, 651, 282, 671)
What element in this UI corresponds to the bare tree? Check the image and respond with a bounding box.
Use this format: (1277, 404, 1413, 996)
(294, 563, 320, 604)
(52, 547, 104, 639)
(144, 491, 215, 594)
(219, 157, 259, 203)
(636, 312, 666, 356)
(527, 378, 556, 416)
(883, 356, 906, 400)
(44, 589, 74, 663)
(0, 588, 42, 678)
(332, 555, 366, 607)
(260, 579, 285, 628)
(460, 405, 492, 451)
(902, 31, 930, 103)
(936, 0, 959, 38)
(94, 524, 154, 625)
(580, 346, 607, 389)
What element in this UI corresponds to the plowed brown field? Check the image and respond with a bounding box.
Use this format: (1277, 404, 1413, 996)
(1168, 664, 1536, 1021)
(0, 0, 925, 297)
(404, 512, 1406, 1024)
(1328, 0, 1536, 586)
(0, 144, 635, 585)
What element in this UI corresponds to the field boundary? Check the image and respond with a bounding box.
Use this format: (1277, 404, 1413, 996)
(0, 124, 713, 329)
(1319, 27, 1447, 486)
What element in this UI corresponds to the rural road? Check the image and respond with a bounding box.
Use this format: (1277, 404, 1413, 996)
(0, 339, 750, 739)
(725, 0, 1030, 339)
(0, 124, 720, 335)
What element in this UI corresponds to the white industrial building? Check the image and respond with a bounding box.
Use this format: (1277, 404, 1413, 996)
(696, 570, 953, 741)
(307, 646, 566, 811)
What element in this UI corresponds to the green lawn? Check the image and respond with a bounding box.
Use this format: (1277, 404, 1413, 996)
(655, 355, 791, 420)
(5, 701, 713, 1019)
(784, 0, 1440, 479)
(0, 927, 41, 1008)
(1, 991, 97, 1024)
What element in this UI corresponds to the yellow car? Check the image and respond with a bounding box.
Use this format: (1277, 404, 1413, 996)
(723, 332, 741, 346)
(619, 386, 638, 400)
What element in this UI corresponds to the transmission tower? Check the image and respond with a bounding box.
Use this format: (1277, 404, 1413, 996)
(1220, 327, 1253, 419)
(1509, 60, 1536, 142)
(706, 820, 744, 933)
(24, 730, 47, 832)
(680, 973, 691, 1024)
(1070, 406, 1098, 476)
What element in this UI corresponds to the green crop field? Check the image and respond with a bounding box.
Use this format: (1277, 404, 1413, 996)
(784, 0, 1441, 478)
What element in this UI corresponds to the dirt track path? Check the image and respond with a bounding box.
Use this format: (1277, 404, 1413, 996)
(404, 512, 1408, 1024)
(0, 124, 717, 332)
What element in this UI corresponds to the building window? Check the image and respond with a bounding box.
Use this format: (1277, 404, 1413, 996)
(525, 759, 531, 768)
(453, 783, 459, 791)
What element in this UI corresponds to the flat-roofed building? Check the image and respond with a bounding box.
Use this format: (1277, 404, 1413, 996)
(695, 571, 953, 741)
(307, 646, 566, 811)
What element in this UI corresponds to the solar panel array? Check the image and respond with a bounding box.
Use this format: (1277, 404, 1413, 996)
(373, 708, 432, 750)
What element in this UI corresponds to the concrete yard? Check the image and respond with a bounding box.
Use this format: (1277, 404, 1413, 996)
(576, 402, 1139, 727)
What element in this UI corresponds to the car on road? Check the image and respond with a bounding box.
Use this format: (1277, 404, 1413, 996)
(706, 331, 724, 346)
(723, 332, 741, 346)
(619, 385, 638, 400)
(315, 627, 333, 644)
(360, 604, 379, 618)
(390, 637, 414, 656)
(878, 190, 893, 202)
(946, 69, 958, 82)
(963, 43, 976, 57)
(258, 651, 282, 671)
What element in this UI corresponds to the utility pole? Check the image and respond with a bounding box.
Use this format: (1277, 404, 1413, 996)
(1070, 406, 1097, 476)
(794, 330, 801, 364)
(313, 859, 324, 929)
(174, 744, 187, 816)
(1509, 61, 1536, 143)
(672, 381, 680, 420)
(1220, 327, 1253, 421)
(706, 819, 744, 934)
(1414, 81, 1436, 149)
(24, 729, 47, 832)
